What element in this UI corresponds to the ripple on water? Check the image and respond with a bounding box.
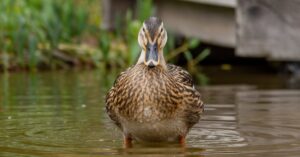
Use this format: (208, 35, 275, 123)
(194, 86, 300, 156)
(1, 77, 300, 157)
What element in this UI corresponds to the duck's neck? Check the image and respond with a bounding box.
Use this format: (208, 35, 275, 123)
(136, 50, 167, 69)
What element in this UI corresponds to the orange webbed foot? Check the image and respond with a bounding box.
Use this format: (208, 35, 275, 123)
(178, 135, 186, 147)
(124, 135, 132, 148)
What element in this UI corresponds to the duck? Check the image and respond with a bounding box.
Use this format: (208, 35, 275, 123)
(105, 17, 204, 147)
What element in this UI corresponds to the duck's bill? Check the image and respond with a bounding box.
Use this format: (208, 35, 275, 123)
(145, 43, 159, 68)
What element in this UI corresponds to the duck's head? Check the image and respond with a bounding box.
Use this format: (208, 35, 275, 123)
(137, 17, 167, 68)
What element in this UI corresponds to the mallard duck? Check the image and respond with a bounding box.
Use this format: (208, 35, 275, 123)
(105, 17, 204, 147)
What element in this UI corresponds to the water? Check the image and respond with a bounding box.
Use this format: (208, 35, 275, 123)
(0, 68, 300, 156)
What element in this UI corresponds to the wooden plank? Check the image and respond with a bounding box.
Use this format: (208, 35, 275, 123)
(101, 0, 136, 29)
(237, 0, 300, 61)
(102, 0, 236, 47)
(156, 0, 236, 47)
(181, 0, 237, 8)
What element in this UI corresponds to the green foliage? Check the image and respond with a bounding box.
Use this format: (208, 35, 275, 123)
(137, 0, 154, 22)
(0, 0, 97, 71)
(0, 0, 209, 84)
(98, 30, 110, 62)
(166, 38, 210, 85)
(96, 1, 147, 68)
(125, 11, 143, 65)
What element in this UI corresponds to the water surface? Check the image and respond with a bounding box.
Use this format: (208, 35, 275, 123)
(0, 68, 300, 156)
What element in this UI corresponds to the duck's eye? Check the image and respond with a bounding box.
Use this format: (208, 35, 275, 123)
(160, 28, 163, 33)
(142, 28, 145, 32)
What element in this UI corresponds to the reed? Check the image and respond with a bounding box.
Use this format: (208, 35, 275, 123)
(0, 0, 209, 84)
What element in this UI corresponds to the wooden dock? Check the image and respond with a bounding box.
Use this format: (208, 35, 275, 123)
(102, 0, 300, 61)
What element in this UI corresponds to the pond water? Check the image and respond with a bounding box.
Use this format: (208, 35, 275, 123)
(0, 67, 300, 157)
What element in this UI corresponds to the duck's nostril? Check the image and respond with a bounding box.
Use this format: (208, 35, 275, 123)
(148, 62, 155, 68)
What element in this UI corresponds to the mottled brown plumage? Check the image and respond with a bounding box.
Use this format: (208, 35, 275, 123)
(144, 17, 162, 40)
(105, 17, 204, 145)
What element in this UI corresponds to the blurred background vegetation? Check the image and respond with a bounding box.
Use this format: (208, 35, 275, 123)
(0, 0, 209, 82)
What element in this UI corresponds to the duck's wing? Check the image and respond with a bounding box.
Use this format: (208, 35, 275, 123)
(183, 89, 204, 129)
(167, 64, 204, 129)
(167, 64, 194, 87)
(105, 66, 133, 129)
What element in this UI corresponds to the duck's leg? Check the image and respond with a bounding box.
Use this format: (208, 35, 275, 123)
(178, 135, 186, 147)
(124, 135, 132, 148)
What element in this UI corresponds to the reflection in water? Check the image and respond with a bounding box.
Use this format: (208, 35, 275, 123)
(0, 70, 300, 156)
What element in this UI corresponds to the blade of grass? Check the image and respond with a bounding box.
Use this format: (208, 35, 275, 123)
(28, 35, 38, 71)
(193, 48, 210, 65)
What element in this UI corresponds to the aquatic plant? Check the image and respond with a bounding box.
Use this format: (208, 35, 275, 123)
(0, 0, 97, 71)
(0, 0, 209, 84)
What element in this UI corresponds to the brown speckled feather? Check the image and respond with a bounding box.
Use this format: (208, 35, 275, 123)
(167, 64, 194, 87)
(106, 16, 204, 142)
(105, 63, 204, 137)
(144, 17, 162, 40)
(167, 64, 204, 129)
